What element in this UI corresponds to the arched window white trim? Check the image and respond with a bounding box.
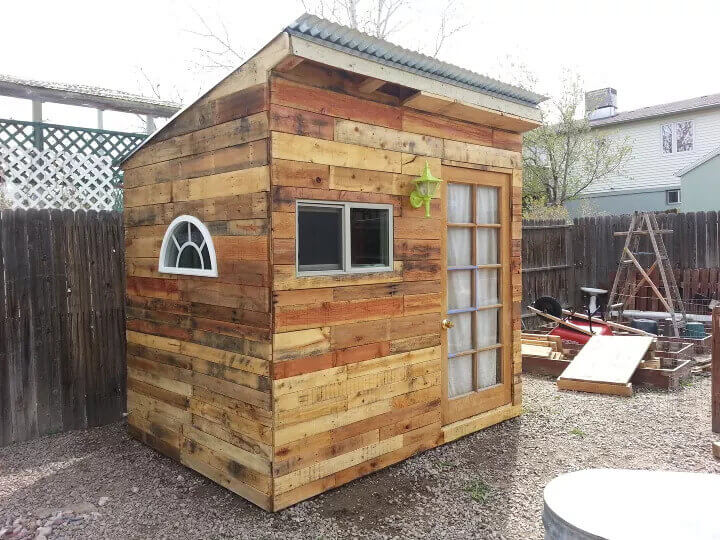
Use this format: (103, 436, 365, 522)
(158, 215, 218, 277)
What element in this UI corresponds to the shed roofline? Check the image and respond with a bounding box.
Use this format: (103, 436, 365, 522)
(287, 34, 542, 131)
(121, 23, 543, 167)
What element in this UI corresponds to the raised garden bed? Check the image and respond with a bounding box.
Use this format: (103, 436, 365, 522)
(522, 329, 694, 391)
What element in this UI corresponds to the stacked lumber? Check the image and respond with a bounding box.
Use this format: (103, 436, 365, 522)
(522, 333, 564, 360)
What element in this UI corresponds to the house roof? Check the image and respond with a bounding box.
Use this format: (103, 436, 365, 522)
(0, 74, 182, 117)
(286, 14, 546, 108)
(676, 146, 720, 177)
(589, 92, 720, 127)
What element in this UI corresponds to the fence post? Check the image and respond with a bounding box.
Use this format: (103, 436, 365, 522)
(32, 100, 44, 151)
(565, 220, 575, 307)
(713, 307, 720, 433)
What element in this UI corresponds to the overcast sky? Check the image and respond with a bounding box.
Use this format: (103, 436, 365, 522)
(1, 0, 718, 132)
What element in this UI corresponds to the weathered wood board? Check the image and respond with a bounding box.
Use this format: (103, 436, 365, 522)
(558, 336, 653, 385)
(122, 40, 530, 511)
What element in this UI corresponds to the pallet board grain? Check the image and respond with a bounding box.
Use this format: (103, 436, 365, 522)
(120, 43, 528, 512)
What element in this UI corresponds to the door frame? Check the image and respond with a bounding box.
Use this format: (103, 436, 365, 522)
(440, 165, 513, 426)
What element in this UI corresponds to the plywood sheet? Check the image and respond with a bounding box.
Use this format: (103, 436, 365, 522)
(558, 336, 653, 385)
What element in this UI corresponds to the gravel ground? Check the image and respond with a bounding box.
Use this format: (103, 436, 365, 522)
(2, 373, 719, 539)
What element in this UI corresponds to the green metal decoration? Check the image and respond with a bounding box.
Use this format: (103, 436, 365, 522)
(409, 161, 442, 218)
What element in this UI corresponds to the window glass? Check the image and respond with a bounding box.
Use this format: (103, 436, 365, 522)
(298, 205, 343, 272)
(476, 228, 498, 265)
(476, 348, 501, 389)
(476, 186, 498, 224)
(448, 270, 473, 310)
(448, 228, 472, 266)
(178, 246, 202, 269)
(676, 121, 693, 152)
(448, 184, 472, 222)
(159, 215, 217, 277)
(449, 355, 473, 397)
(667, 189, 680, 205)
(661, 124, 673, 154)
(350, 207, 389, 268)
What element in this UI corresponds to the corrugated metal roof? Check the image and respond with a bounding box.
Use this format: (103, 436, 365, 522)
(590, 92, 720, 127)
(286, 14, 546, 108)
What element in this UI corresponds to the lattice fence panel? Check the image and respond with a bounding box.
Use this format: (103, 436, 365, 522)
(0, 146, 120, 211)
(0, 119, 146, 164)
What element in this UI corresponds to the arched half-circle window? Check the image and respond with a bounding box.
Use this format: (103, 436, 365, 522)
(158, 215, 218, 277)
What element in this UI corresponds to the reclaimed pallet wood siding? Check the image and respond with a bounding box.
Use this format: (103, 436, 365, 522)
(268, 72, 524, 510)
(0, 209, 125, 446)
(122, 74, 275, 509)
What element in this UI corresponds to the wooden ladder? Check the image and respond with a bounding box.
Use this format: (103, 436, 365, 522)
(607, 212, 686, 336)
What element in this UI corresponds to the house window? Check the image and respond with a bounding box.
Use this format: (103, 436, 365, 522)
(661, 121, 694, 154)
(675, 121, 693, 152)
(297, 201, 393, 275)
(158, 215, 218, 277)
(666, 189, 681, 205)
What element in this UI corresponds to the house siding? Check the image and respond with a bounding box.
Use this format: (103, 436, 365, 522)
(569, 106, 720, 216)
(681, 153, 720, 212)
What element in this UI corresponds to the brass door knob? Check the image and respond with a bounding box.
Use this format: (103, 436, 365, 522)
(442, 318, 454, 329)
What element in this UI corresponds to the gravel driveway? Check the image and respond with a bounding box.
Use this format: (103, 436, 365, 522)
(2, 374, 719, 539)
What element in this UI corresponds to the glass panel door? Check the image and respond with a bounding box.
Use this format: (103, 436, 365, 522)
(443, 172, 511, 425)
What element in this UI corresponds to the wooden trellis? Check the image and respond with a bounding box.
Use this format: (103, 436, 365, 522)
(0, 118, 145, 163)
(0, 146, 119, 211)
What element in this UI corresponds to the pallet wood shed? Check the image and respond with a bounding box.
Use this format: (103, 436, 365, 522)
(119, 14, 545, 511)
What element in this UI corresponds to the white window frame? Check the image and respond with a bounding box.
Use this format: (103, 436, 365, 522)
(666, 189, 681, 205)
(661, 120, 695, 155)
(295, 200, 394, 277)
(158, 215, 218, 277)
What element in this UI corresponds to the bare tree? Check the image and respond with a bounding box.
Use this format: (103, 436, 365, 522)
(429, 1, 469, 58)
(522, 74, 632, 208)
(186, 8, 246, 72)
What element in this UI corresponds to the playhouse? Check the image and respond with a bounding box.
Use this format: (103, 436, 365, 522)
(119, 14, 545, 511)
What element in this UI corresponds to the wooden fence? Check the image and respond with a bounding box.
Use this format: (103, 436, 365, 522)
(0, 209, 125, 446)
(522, 211, 720, 324)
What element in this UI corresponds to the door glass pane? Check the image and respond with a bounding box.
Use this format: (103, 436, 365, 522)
(448, 184, 472, 223)
(449, 355, 473, 397)
(476, 186, 498, 224)
(477, 228, 498, 265)
(350, 207, 390, 268)
(448, 312, 472, 354)
(447, 227, 472, 266)
(476, 349, 501, 389)
(477, 269, 499, 306)
(298, 205, 343, 271)
(448, 271, 473, 310)
(476, 308, 500, 349)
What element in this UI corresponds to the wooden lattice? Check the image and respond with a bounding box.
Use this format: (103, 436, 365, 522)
(0, 118, 147, 211)
(0, 146, 120, 211)
(0, 118, 145, 163)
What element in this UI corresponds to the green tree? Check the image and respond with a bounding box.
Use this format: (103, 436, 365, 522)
(522, 76, 632, 210)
